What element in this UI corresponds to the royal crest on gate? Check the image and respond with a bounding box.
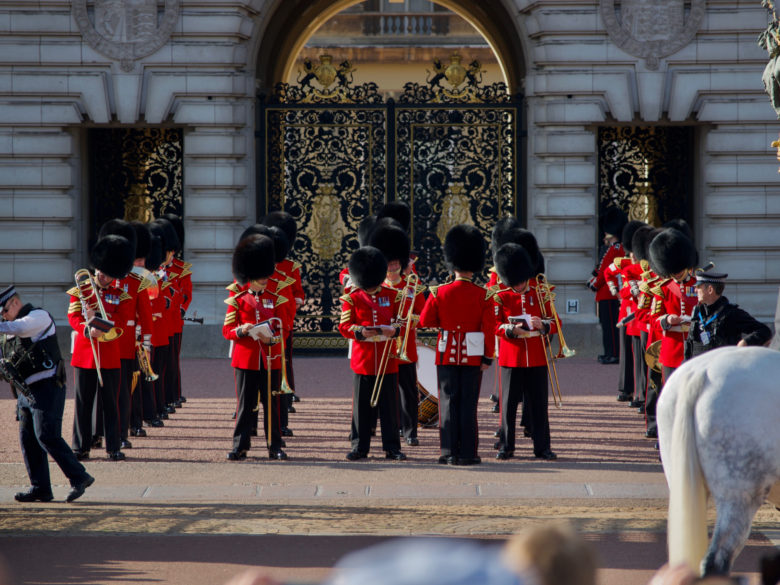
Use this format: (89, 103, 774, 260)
(73, 0, 180, 72)
(600, 0, 706, 70)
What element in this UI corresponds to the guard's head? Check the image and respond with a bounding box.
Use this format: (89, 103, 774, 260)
(444, 224, 485, 274)
(348, 246, 387, 291)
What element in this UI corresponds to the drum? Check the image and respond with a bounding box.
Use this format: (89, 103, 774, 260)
(416, 344, 439, 427)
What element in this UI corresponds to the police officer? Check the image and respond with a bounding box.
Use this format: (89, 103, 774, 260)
(1, 285, 95, 502)
(684, 272, 771, 359)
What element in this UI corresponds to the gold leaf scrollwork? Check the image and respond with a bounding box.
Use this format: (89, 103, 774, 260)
(436, 183, 473, 244)
(304, 184, 348, 260)
(123, 183, 154, 223)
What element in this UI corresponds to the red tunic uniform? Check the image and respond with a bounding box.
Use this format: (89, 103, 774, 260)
(654, 275, 698, 369)
(223, 289, 288, 371)
(494, 284, 557, 368)
(384, 275, 426, 364)
(418, 277, 496, 367)
(591, 242, 624, 302)
(338, 286, 402, 375)
(67, 280, 125, 370)
(112, 272, 154, 361)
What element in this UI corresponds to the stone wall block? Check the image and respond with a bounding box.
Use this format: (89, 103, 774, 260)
(705, 192, 766, 217)
(10, 131, 72, 156)
(185, 133, 245, 157)
(113, 74, 142, 124)
(40, 39, 82, 64)
(144, 73, 187, 124)
(13, 193, 73, 218)
(705, 127, 772, 152)
(534, 193, 594, 217)
(10, 10, 71, 33)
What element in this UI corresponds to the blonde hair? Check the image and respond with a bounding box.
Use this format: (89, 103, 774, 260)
(502, 523, 597, 585)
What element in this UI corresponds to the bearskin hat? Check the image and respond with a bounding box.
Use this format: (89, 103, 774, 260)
(266, 226, 290, 263)
(500, 227, 545, 274)
(444, 224, 485, 273)
(90, 235, 134, 279)
(368, 222, 410, 266)
(348, 246, 387, 291)
(239, 223, 270, 243)
(232, 235, 276, 286)
(98, 219, 137, 258)
(129, 221, 152, 260)
(602, 206, 628, 239)
(377, 201, 411, 233)
(631, 226, 659, 263)
(491, 216, 521, 253)
(161, 213, 184, 250)
(495, 243, 535, 287)
(151, 218, 180, 253)
(621, 221, 646, 255)
(145, 235, 163, 272)
(649, 228, 698, 277)
(357, 216, 377, 247)
(263, 211, 297, 247)
(662, 218, 693, 241)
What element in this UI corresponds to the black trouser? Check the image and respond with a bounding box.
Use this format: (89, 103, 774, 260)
(18, 377, 90, 494)
(130, 354, 144, 430)
(632, 332, 648, 402)
(436, 365, 481, 460)
(165, 336, 178, 406)
(118, 357, 135, 439)
(618, 327, 634, 396)
(233, 367, 282, 453)
(72, 366, 121, 453)
(397, 361, 418, 440)
(172, 332, 183, 400)
(598, 299, 620, 359)
(497, 366, 550, 455)
(350, 372, 401, 454)
(152, 344, 169, 418)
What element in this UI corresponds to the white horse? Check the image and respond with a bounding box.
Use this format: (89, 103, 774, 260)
(657, 346, 780, 575)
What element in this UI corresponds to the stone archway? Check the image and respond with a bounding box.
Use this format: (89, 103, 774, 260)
(253, 0, 527, 95)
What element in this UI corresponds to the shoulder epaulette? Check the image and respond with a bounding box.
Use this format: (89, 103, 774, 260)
(182, 261, 193, 270)
(119, 291, 133, 302)
(179, 265, 192, 278)
(488, 266, 496, 274)
(339, 293, 354, 305)
(291, 261, 302, 272)
(270, 276, 291, 291)
(493, 294, 504, 306)
(226, 282, 241, 293)
(394, 288, 405, 303)
(639, 281, 652, 294)
(428, 285, 439, 298)
(414, 283, 427, 296)
(224, 296, 240, 309)
(274, 293, 289, 307)
(485, 288, 496, 301)
(66, 286, 80, 298)
(128, 271, 142, 282)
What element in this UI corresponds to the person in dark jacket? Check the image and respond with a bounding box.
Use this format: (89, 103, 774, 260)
(684, 271, 771, 360)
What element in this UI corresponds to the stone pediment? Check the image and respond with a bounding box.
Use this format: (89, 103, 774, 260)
(600, 0, 706, 70)
(73, 0, 180, 72)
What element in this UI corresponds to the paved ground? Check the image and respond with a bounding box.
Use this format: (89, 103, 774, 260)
(0, 355, 777, 585)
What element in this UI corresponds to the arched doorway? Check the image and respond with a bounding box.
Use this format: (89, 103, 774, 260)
(253, 1, 527, 346)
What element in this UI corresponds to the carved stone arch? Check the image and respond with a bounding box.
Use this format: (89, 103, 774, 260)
(252, 0, 527, 95)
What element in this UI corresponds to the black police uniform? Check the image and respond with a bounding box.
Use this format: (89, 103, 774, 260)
(685, 295, 771, 360)
(1, 301, 94, 501)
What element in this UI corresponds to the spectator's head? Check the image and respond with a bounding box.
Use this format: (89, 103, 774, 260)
(502, 524, 597, 585)
(694, 271, 727, 304)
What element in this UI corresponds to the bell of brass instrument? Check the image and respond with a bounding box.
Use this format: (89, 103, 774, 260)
(135, 342, 158, 382)
(536, 274, 576, 359)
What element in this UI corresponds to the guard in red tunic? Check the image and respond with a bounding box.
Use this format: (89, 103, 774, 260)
(96, 219, 153, 449)
(607, 220, 646, 402)
(492, 243, 558, 461)
(645, 227, 698, 438)
(162, 213, 192, 407)
(223, 234, 289, 461)
(587, 207, 627, 365)
(369, 221, 425, 446)
(263, 211, 304, 409)
(419, 224, 495, 466)
(338, 246, 406, 461)
(68, 235, 134, 461)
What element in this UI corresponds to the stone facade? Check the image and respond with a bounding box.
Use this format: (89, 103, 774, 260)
(0, 0, 776, 357)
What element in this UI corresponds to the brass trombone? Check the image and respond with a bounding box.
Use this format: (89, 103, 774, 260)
(392, 273, 419, 363)
(74, 268, 122, 386)
(536, 274, 575, 359)
(272, 318, 294, 396)
(369, 329, 397, 408)
(534, 277, 564, 408)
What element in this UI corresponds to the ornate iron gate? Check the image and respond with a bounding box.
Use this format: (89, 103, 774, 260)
(258, 54, 522, 347)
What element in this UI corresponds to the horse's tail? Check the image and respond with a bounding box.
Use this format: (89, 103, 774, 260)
(666, 367, 709, 571)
